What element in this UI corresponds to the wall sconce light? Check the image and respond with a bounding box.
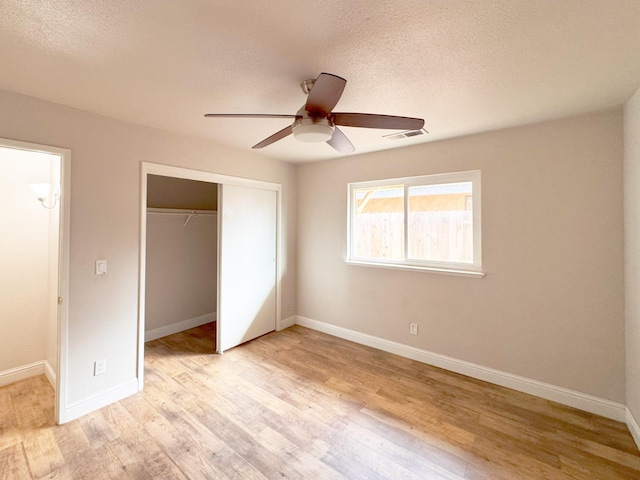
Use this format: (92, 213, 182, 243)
(30, 183, 59, 209)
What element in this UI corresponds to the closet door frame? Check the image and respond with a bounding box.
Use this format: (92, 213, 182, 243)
(137, 162, 282, 389)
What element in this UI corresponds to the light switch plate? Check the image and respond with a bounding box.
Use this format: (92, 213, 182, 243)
(96, 259, 107, 275)
(94, 359, 106, 376)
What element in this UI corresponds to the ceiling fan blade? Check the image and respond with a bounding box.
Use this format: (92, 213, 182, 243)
(332, 113, 424, 130)
(205, 113, 299, 119)
(305, 73, 347, 116)
(327, 126, 355, 154)
(252, 124, 294, 149)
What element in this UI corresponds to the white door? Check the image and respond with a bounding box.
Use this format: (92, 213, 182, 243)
(218, 184, 277, 352)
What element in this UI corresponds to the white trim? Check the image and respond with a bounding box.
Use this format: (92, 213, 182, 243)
(347, 170, 482, 273)
(142, 162, 280, 191)
(345, 260, 485, 278)
(216, 183, 222, 353)
(277, 315, 297, 331)
(44, 361, 56, 389)
(145, 313, 216, 342)
(61, 379, 138, 424)
(275, 186, 283, 350)
(627, 408, 640, 450)
(138, 162, 148, 389)
(0, 361, 46, 388)
(295, 316, 627, 422)
(0, 360, 56, 391)
(56, 147, 71, 425)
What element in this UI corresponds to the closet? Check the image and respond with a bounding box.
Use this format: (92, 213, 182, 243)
(144, 175, 218, 344)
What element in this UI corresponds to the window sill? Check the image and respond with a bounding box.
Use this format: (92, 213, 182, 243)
(345, 260, 485, 278)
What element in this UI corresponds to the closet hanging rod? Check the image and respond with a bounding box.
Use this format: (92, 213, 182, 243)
(147, 208, 217, 227)
(146, 208, 217, 216)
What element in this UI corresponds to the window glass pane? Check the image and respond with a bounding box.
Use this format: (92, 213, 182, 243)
(408, 182, 473, 263)
(353, 185, 404, 260)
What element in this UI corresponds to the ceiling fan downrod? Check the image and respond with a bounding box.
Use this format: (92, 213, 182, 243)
(300, 79, 316, 95)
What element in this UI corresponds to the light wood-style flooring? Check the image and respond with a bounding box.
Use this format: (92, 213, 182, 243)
(1, 323, 639, 479)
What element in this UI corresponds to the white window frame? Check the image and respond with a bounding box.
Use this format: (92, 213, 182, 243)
(346, 170, 484, 277)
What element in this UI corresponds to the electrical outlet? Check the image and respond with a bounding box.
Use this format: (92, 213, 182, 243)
(96, 259, 107, 275)
(410, 323, 418, 335)
(94, 359, 106, 376)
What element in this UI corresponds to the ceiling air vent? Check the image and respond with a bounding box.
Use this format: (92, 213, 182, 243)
(383, 128, 429, 141)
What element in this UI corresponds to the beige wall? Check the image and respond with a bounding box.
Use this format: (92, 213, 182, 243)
(0, 89, 296, 406)
(297, 109, 625, 402)
(0, 147, 54, 373)
(625, 87, 640, 420)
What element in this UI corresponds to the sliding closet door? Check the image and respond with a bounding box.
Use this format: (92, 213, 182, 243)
(218, 184, 277, 353)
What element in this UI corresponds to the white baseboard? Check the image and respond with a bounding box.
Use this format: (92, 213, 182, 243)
(0, 361, 47, 388)
(295, 316, 627, 422)
(61, 379, 139, 424)
(44, 361, 56, 390)
(145, 312, 216, 342)
(0, 360, 56, 392)
(627, 408, 640, 450)
(277, 315, 297, 331)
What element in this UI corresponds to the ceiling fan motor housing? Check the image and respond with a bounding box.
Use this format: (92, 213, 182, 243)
(292, 115, 335, 143)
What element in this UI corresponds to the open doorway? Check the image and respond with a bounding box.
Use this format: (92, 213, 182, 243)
(0, 137, 70, 425)
(137, 162, 281, 389)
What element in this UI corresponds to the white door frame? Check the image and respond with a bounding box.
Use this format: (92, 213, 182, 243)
(137, 162, 282, 388)
(0, 137, 71, 425)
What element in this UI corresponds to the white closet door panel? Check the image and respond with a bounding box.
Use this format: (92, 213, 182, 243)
(218, 184, 276, 352)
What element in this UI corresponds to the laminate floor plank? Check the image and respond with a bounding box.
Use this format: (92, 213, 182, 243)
(0, 443, 31, 480)
(351, 408, 470, 478)
(142, 375, 272, 480)
(0, 389, 20, 452)
(22, 428, 65, 478)
(134, 394, 231, 480)
(1, 323, 639, 479)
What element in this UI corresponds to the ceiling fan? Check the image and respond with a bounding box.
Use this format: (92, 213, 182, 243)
(204, 73, 425, 154)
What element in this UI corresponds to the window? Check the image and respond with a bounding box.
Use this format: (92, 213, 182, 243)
(347, 170, 482, 276)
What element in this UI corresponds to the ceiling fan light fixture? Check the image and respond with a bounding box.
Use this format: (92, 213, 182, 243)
(292, 117, 335, 143)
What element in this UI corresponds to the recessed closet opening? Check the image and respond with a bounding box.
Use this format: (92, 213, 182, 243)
(144, 175, 218, 350)
(138, 162, 281, 389)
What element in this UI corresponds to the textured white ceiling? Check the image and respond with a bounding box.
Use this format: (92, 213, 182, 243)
(1, 1, 640, 163)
